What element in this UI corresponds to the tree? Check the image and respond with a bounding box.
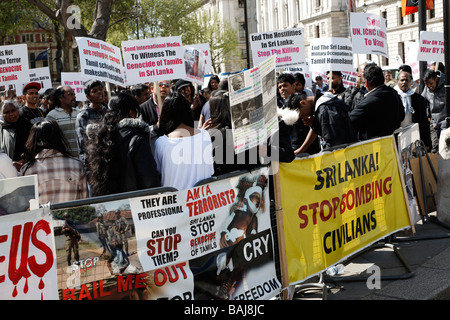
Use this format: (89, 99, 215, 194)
(12, 0, 239, 75)
(184, 10, 239, 74)
(138, 0, 238, 74)
(0, 1, 30, 44)
(24, 0, 124, 41)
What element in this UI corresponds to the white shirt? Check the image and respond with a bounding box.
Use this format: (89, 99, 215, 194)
(0, 153, 18, 179)
(154, 129, 214, 190)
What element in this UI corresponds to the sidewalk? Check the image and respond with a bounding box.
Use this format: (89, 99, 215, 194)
(292, 212, 450, 300)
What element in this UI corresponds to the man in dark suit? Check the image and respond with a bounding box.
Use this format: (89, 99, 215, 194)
(139, 80, 171, 125)
(350, 64, 405, 141)
(395, 71, 432, 151)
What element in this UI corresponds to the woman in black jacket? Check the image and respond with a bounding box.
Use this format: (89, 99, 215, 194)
(85, 91, 160, 196)
(0, 100, 32, 170)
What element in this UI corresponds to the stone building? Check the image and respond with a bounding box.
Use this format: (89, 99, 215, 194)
(254, 0, 444, 68)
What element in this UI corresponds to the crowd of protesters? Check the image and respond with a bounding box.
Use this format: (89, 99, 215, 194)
(0, 61, 445, 207)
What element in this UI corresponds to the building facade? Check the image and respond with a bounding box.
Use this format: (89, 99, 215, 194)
(199, 0, 259, 73)
(252, 0, 444, 70)
(7, 29, 79, 83)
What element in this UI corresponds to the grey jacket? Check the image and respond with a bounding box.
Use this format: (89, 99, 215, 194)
(422, 72, 446, 128)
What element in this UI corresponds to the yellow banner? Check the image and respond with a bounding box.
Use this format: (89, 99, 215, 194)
(279, 137, 412, 284)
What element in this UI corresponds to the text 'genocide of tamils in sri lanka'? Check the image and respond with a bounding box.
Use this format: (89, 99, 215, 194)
(126, 49, 183, 77)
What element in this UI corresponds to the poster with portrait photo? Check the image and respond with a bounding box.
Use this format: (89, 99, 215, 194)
(184, 46, 206, 85)
(229, 56, 278, 153)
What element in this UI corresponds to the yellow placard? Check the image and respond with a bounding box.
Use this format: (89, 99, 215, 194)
(279, 136, 412, 284)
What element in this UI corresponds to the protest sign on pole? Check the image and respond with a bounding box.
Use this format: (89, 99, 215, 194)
(183, 46, 206, 86)
(0, 44, 30, 87)
(341, 70, 358, 87)
(16, 67, 52, 96)
(279, 137, 412, 284)
(121, 36, 186, 86)
(417, 31, 445, 63)
(0, 208, 58, 300)
(405, 41, 421, 81)
(76, 37, 126, 87)
(309, 37, 354, 73)
(188, 43, 212, 76)
(350, 12, 388, 57)
(250, 28, 305, 69)
(228, 55, 279, 153)
(61, 72, 87, 101)
(284, 62, 313, 89)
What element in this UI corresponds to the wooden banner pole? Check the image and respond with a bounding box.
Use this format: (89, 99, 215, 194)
(272, 161, 291, 300)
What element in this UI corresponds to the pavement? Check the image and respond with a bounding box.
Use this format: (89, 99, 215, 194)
(292, 211, 450, 300)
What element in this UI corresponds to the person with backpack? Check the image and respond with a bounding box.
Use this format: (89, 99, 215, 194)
(286, 92, 357, 151)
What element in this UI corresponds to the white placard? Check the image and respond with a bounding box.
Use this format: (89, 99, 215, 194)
(121, 36, 186, 86)
(250, 28, 305, 69)
(0, 209, 58, 300)
(183, 46, 206, 85)
(187, 43, 212, 76)
(0, 44, 30, 87)
(417, 31, 444, 63)
(284, 62, 313, 89)
(350, 12, 388, 57)
(16, 67, 52, 96)
(405, 41, 421, 81)
(60, 72, 87, 101)
(309, 37, 354, 73)
(76, 37, 126, 86)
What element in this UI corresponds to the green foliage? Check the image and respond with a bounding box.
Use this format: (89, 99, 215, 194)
(53, 205, 98, 224)
(14, 0, 239, 73)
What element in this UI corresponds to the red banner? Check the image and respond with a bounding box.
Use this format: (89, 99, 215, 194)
(401, 0, 434, 17)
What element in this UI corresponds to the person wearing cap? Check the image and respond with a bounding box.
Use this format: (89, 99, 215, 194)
(0, 99, 32, 170)
(174, 79, 203, 120)
(19, 82, 45, 125)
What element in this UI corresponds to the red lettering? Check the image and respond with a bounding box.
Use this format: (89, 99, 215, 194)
(62, 288, 76, 300)
(117, 275, 134, 292)
(135, 273, 147, 289)
(320, 200, 333, 222)
(298, 205, 308, 229)
(383, 177, 392, 194)
(309, 203, 319, 225)
(186, 202, 194, 217)
(28, 220, 54, 281)
(78, 284, 92, 300)
(0, 234, 7, 284)
(9, 223, 33, 297)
